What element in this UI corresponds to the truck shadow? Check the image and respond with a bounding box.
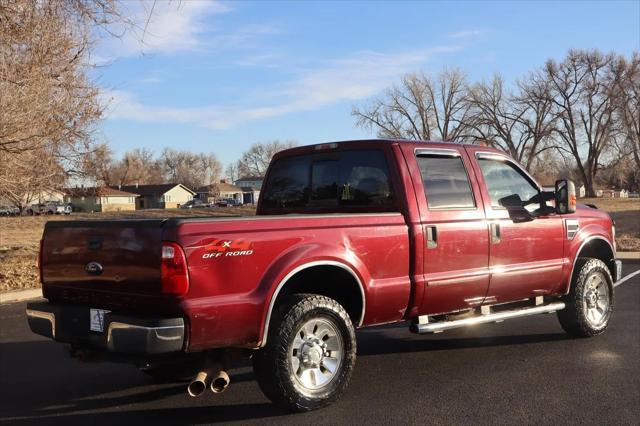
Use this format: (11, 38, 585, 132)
(0, 404, 286, 426)
(356, 327, 570, 356)
(0, 330, 570, 424)
(0, 340, 268, 424)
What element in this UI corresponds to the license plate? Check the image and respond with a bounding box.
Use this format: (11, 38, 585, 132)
(89, 308, 110, 332)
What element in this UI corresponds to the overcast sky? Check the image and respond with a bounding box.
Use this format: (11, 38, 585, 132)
(95, 0, 640, 166)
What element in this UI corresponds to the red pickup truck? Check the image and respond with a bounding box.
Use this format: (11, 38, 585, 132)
(27, 140, 621, 412)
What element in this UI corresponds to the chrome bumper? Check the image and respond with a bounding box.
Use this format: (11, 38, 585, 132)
(614, 259, 622, 283)
(26, 302, 185, 355)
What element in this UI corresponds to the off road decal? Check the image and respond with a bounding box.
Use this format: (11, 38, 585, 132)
(202, 239, 254, 259)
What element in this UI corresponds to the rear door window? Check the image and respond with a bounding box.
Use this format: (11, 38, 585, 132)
(416, 155, 475, 209)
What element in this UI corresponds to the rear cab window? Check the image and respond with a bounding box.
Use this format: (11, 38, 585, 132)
(260, 149, 397, 214)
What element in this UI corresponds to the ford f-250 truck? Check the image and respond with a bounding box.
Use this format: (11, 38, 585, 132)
(27, 140, 622, 412)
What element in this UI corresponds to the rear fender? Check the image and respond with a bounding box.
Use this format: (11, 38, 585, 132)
(255, 243, 370, 347)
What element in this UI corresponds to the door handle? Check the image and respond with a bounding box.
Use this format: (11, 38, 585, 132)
(426, 225, 438, 249)
(490, 222, 501, 244)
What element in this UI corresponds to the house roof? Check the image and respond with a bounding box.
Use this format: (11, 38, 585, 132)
(115, 184, 196, 196)
(235, 176, 263, 182)
(65, 187, 139, 197)
(195, 183, 243, 193)
(217, 182, 243, 192)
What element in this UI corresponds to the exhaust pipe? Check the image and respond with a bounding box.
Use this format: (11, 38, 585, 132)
(187, 371, 210, 398)
(209, 370, 230, 393)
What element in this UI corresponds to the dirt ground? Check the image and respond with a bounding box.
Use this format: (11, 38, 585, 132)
(580, 198, 640, 251)
(0, 200, 638, 292)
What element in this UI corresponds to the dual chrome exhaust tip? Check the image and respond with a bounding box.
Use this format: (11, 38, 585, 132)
(187, 368, 230, 397)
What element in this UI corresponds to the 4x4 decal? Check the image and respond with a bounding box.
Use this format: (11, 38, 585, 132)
(202, 239, 254, 259)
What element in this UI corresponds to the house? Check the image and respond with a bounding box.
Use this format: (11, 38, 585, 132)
(115, 184, 196, 209)
(234, 176, 264, 190)
(577, 185, 587, 198)
(601, 188, 629, 198)
(195, 182, 243, 204)
(234, 177, 263, 204)
(64, 187, 138, 212)
(241, 186, 260, 205)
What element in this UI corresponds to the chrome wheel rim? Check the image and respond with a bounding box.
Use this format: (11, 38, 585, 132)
(289, 318, 343, 391)
(583, 272, 610, 328)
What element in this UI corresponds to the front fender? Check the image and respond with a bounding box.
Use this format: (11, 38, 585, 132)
(563, 221, 615, 293)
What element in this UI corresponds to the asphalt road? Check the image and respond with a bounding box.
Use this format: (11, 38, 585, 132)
(1, 262, 638, 425)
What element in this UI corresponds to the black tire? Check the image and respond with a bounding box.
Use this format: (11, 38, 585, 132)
(253, 294, 357, 412)
(557, 258, 614, 337)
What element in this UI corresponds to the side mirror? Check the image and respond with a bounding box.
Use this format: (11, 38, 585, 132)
(555, 179, 576, 214)
(498, 194, 534, 223)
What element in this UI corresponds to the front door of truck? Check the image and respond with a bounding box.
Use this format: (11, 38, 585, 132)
(408, 146, 491, 315)
(468, 149, 565, 304)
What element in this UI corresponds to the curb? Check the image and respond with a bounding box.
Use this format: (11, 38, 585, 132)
(617, 252, 640, 260)
(0, 289, 42, 305)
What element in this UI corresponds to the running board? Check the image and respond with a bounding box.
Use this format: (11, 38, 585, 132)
(410, 301, 565, 334)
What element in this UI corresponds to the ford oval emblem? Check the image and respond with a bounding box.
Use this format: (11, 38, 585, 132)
(85, 261, 104, 275)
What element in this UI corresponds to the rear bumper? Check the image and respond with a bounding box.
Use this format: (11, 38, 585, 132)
(26, 302, 185, 355)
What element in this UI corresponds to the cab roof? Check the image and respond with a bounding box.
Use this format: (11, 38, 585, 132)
(274, 139, 504, 159)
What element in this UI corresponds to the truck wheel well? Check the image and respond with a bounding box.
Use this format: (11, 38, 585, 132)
(576, 237, 616, 280)
(273, 265, 364, 327)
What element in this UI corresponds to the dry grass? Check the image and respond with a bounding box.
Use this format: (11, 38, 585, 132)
(579, 198, 640, 251)
(0, 207, 256, 292)
(1, 200, 638, 292)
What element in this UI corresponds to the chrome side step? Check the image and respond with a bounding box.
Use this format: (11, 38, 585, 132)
(410, 301, 565, 334)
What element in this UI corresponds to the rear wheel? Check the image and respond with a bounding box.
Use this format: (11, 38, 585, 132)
(557, 258, 614, 337)
(253, 294, 357, 412)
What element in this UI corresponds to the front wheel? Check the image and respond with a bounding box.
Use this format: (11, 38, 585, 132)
(557, 258, 614, 337)
(253, 294, 357, 412)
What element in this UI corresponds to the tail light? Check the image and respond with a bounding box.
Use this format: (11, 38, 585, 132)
(161, 242, 190, 295)
(37, 239, 44, 284)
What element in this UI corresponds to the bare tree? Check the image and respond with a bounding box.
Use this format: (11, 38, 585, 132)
(544, 50, 622, 196)
(0, 0, 127, 204)
(225, 162, 240, 182)
(160, 149, 222, 190)
(468, 73, 556, 170)
(0, 149, 66, 211)
(81, 143, 114, 185)
(613, 52, 640, 172)
(352, 68, 473, 141)
(237, 140, 297, 177)
(103, 149, 160, 186)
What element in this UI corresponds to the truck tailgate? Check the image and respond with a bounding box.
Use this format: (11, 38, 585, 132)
(41, 220, 169, 311)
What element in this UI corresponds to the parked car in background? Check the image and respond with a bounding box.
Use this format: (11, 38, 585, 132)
(26, 202, 71, 215)
(216, 198, 242, 207)
(180, 199, 210, 209)
(0, 205, 20, 216)
(226, 198, 242, 206)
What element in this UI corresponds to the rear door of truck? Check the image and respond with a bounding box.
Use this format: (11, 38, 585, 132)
(400, 143, 491, 315)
